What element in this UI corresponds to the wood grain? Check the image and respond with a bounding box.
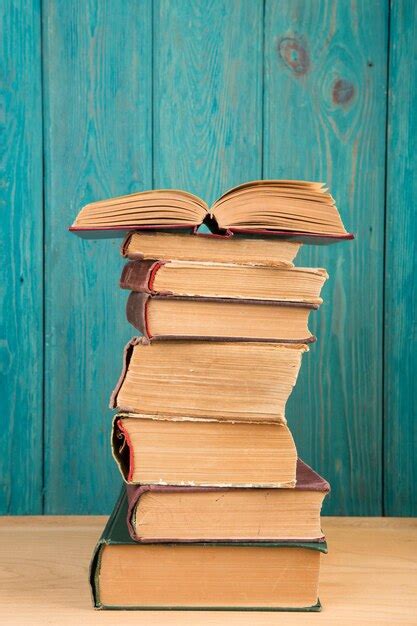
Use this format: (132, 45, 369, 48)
(384, 0, 417, 515)
(3, 0, 414, 516)
(1, 516, 416, 624)
(0, 0, 43, 513)
(264, 0, 388, 514)
(153, 0, 263, 203)
(42, 0, 152, 512)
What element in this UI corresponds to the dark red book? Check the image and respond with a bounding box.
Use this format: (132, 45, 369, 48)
(120, 258, 328, 304)
(125, 459, 329, 543)
(125, 291, 318, 343)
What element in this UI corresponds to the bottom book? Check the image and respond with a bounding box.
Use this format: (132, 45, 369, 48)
(90, 491, 327, 611)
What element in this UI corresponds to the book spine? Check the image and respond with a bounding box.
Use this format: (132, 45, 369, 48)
(89, 487, 127, 608)
(109, 336, 145, 409)
(120, 232, 134, 258)
(125, 292, 152, 338)
(120, 259, 168, 293)
(112, 416, 134, 482)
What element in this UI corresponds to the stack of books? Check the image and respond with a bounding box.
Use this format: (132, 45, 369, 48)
(71, 180, 352, 611)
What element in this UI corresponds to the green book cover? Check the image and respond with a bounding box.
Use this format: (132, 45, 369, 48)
(90, 489, 326, 611)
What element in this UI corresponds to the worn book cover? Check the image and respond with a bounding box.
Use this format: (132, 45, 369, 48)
(110, 337, 307, 424)
(90, 490, 326, 611)
(124, 291, 318, 342)
(125, 458, 330, 543)
(120, 230, 303, 266)
(120, 258, 327, 303)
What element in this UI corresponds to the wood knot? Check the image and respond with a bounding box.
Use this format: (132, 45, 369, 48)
(278, 37, 310, 76)
(332, 78, 355, 106)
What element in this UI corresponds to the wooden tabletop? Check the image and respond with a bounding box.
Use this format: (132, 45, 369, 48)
(1, 516, 416, 625)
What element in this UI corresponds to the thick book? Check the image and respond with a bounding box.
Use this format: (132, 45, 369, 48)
(125, 459, 330, 542)
(125, 292, 318, 342)
(120, 259, 328, 304)
(70, 179, 353, 243)
(90, 490, 326, 610)
(112, 414, 297, 487)
(122, 230, 303, 265)
(110, 337, 308, 424)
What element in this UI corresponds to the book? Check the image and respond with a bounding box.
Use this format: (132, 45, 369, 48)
(90, 490, 326, 610)
(110, 338, 308, 423)
(122, 230, 302, 265)
(112, 414, 297, 487)
(125, 459, 329, 542)
(125, 292, 318, 342)
(70, 179, 353, 242)
(120, 259, 328, 304)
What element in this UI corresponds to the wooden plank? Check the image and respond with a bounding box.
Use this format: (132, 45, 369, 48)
(0, 1, 43, 513)
(1, 516, 417, 623)
(153, 0, 263, 202)
(264, 1, 387, 514)
(384, 0, 417, 515)
(43, 0, 152, 513)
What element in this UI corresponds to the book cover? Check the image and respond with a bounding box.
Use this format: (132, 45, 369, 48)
(109, 338, 307, 424)
(125, 458, 330, 543)
(120, 230, 303, 266)
(90, 490, 326, 611)
(125, 291, 318, 343)
(119, 258, 327, 303)
(71, 222, 353, 244)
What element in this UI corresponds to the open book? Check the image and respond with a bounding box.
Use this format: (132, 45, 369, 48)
(70, 180, 353, 243)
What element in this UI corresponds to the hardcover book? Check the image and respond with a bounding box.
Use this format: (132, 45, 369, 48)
(125, 292, 319, 342)
(125, 459, 329, 542)
(121, 230, 302, 265)
(112, 414, 297, 487)
(70, 179, 353, 243)
(120, 259, 328, 303)
(90, 490, 326, 611)
(110, 338, 308, 423)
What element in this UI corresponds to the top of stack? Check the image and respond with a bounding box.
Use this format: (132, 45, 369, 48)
(69, 180, 353, 244)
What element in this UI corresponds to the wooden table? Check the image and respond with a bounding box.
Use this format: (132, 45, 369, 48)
(1, 516, 416, 625)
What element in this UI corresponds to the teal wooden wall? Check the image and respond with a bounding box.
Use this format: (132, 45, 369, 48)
(1, 0, 415, 515)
